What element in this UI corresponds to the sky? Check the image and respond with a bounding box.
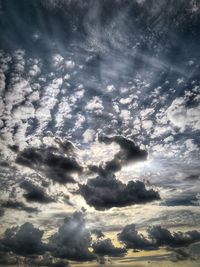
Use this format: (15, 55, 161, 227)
(0, 0, 200, 266)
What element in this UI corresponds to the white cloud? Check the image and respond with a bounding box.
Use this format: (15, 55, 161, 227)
(52, 54, 64, 67)
(106, 85, 116, 92)
(12, 103, 35, 120)
(142, 120, 153, 131)
(65, 60, 75, 69)
(167, 97, 200, 131)
(83, 129, 95, 143)
(120, 110, 131, 122)
(85, 97, 104, 113)
(119, 95, 133, 105)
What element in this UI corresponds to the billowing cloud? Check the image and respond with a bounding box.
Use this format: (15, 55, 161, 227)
(48, 212, 96, 261)
(0, 223, 45, 256)
(79, 173, 160, 210)
(92, 238, 127, 257)
(118, 224, 200, 251)
(118, 224, 153, 250)
(148, 226, 200, 248)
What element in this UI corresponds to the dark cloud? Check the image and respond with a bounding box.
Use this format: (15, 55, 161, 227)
(20, 180, 54, 203)
(0, 208, 5, 217)
(92, 238, 127, 257)
(0, 223, 45, 256)
(0, 252, 18, 266)
(161, 196, 199, 206)
(48, 212, 96, 261)
(1, 200, 39, 213)
(8, 144, 19, 153)
(91, 229, 105, 239)
(184, 174, 199, 181)
(148, 226, 200, 248)
(25, 254, 71, 267)
(79, 173, 160, 210)
(16, 145, 83, 184)
(98, 134, 148, 164)
(118, 224, 154, 250)
(49, 262, 70, 267)
(118, 224, 200, 251)
(87, 135, 148, 178)
(170, 248, 190, 262)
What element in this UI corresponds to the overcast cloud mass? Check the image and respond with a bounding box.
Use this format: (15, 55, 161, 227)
(0, 0, 200, 266)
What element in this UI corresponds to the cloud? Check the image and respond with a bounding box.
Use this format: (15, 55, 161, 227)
(170, 247, 190, 262)
(92, 238, 127, 257)
(16, 145, 83, 184)
(48, 212, 96, 261)
(167, 96, 200, 131)
(1, 200, 39, 213)
(79, 173, 160, 210)
(91, 229, 105, 239)
(148, 226, 200, 248)
(24, 253, 71, 267)
(0, 223, 45, 256)
(98, 134, 148, 164)
(169, 243, 200, 262)
(118, 224, 200, 251)
(0, 208, 4, 217)
(118, 224, 153, 250)
(20, 180, 55, 203)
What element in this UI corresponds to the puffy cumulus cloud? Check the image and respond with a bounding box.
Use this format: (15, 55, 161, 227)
(79, 173, 160, 210)
(48, 212, 96, 261)
(1, 200, 39, 213)
(118, 224, 153, 250)
(167, 96, 200, 131)
(118, 224, 200, 251)
(148, 226, 200, 248)
(16, 144, 83, 184)
(20, 180, 54, 203)
(92, 238, 127, 257)
(0, 223, 45, 256)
